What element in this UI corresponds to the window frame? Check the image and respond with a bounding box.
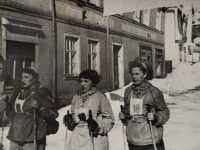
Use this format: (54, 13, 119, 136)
(132, 11, 140, 22)
(141, 9, 150, 26)
(64, 34, 80, 80)
(156, 9, 162, 31)
(87, 38, 100, 73)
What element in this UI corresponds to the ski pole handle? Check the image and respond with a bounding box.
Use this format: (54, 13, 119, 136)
(120, 105, 124, 113)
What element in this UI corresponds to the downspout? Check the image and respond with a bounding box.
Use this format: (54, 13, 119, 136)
(51, 0, 57, 97)
(106, 16, 111, 91)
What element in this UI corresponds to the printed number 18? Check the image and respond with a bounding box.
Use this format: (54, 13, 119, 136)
(133, 104, 140, 114)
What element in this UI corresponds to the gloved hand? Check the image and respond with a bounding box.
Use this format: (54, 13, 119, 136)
(78, 113, 87, 122)
(87, 110, 99, 137)
(146, 104, 157, 124)
(119, 105, 130, 124)
(63, 110, 73, 126)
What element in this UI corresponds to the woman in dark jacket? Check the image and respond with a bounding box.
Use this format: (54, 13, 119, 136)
(6, 67, 58, 150)
(119, 61, 170, 150)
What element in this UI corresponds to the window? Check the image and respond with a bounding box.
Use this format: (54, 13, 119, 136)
(156, 8, 162, 30)
(132, 11, 140, 22)
(88, 40, 100, 72)
(65, 36, 80, 77)
(140, 9, 150, 26)
(140, 46, 152, 68)
(155, 49, 164, 78)
(5, 41, 35, 88)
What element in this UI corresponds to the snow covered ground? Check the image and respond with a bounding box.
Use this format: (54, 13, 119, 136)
(1, 62, 200, 150)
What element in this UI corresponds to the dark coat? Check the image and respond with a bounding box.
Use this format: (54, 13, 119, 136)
(6, 83, 58, 143)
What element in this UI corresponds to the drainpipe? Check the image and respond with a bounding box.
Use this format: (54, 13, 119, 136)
(106, 16, 110, 91)
(50, 0, 57, 97)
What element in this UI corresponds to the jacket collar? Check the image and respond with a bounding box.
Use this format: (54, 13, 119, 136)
(131, 81, 152, 97)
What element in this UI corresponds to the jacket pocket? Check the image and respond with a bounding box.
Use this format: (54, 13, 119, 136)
(152, 125, 163, 142)
(8, 114, 46, 142)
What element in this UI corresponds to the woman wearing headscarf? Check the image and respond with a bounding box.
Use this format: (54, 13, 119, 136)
(119, 61, 170, 150)
(5, 67, 59, 150)
(63, 69, 115, 150)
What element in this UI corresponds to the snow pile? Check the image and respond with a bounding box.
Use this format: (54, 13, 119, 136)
(109, 62, 200, 97)
(150, 62, 200, 95)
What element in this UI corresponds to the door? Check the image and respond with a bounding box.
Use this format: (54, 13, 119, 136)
(113, 45, 121, 89)
(5, 41, 35, 88)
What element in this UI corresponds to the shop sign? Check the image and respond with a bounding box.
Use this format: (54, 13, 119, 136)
(122, 23, 156, 40)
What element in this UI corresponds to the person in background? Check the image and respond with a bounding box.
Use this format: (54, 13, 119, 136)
(5, 67, 58, 150)
(63, 69, 115, 150)
(119, 61, 170, 150)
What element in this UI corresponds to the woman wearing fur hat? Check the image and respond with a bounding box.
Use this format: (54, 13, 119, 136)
(119, 61, 170, 150)
(63, 69, 115, 150)
(6, 67, 59, 150)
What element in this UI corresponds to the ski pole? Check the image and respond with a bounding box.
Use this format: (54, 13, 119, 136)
(147, 104, 157, 150)
(91, 131, 95, 150)
(64, 110, 69, 150)
(0, 110, 5, 150)
(33, 109, 37, 150)
(120, 105, 127, 150)
(88, 110, 95, 150)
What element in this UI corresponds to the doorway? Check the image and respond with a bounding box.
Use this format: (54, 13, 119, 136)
(112, 44, 124, 90)
(5, 41, 35, 88)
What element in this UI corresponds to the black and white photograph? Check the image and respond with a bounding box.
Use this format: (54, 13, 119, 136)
(0, 0, 200, 150)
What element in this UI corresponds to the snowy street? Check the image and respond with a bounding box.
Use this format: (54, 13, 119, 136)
(1, 90, 200, 150)
(164, 91, 200, 150)
(48, 90, 200, 150)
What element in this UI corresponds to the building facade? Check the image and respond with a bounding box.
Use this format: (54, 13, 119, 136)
(0, 0, 165, 96)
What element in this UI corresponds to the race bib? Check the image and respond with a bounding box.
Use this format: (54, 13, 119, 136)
(130, 97, 143, 117)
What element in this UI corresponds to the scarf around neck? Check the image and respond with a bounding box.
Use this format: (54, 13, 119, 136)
(131, 81, 151, 98)
(77, 87, 98, 103)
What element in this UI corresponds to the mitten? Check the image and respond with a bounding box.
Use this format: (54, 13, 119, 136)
(63, 110, 78, 131)
(78, 113, 87, 122)
(119, 105, 129, 124)
(63, 110, 73, 126)
(87, 110, 99, 137)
